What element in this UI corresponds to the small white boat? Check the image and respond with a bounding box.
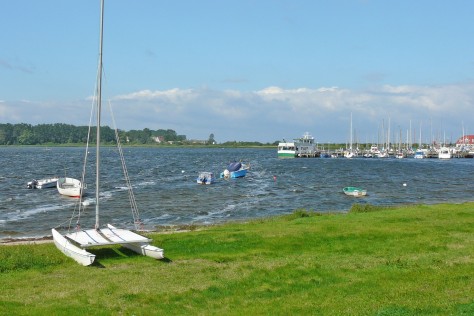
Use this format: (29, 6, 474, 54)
(438, 147, 452, 159)
(414, 150, 426, 159)
(344, 150, 356, 159)
(57, 177, 83, 198)
(197, 172, 215, 185)
(27, 177, 59, 189)
(343, 186, 367, 197)
(395, 151, 406, 159)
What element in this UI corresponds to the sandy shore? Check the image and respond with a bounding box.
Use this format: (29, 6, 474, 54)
(0, 236, 53, 246)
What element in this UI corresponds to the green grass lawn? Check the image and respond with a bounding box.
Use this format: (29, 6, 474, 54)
(1, 203, 473, 315)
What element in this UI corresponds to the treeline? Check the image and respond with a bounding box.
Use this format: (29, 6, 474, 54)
(0, 123, 186, 145)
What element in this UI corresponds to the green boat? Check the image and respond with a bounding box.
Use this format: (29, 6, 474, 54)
(343, 186, 367, 197)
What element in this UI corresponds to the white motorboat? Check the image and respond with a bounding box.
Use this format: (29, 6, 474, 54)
(27, 177, 59, 189)
(438, 147, 452, 159)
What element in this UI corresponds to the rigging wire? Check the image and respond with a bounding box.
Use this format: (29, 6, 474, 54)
(108, 100, 143, 230)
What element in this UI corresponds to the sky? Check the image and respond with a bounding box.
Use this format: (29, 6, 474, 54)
(1, 0, 474, 144)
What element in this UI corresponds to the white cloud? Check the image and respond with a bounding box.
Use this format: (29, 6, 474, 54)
(2, 82, 474, 143)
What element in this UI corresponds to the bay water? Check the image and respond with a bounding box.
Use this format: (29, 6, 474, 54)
(1, 146, 473, 240)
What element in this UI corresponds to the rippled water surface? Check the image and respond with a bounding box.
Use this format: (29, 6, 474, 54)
(1, 146, 473, 240)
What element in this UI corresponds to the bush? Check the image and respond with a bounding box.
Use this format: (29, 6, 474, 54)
(349, 203, 385, 213)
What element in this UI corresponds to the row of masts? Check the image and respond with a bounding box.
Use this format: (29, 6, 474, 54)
(343, 116, 470, 152)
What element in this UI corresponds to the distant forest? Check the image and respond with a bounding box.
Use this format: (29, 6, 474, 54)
(0, 123, 275, 146)
(0, 123, 186, 145)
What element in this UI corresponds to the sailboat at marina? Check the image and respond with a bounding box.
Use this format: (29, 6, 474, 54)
(344, 113, 356, 158)
(52, 0, 163, 266)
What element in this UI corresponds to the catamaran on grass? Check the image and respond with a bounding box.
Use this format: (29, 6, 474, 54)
(51, 0, 163, 266)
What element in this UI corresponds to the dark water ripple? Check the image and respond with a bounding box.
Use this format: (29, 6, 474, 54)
(1, 146, 473, 240)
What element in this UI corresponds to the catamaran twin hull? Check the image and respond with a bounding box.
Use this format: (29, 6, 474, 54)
(52, 225, 164, 266)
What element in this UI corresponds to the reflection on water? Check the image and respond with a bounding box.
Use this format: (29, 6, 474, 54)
(1, 146, 473, 239)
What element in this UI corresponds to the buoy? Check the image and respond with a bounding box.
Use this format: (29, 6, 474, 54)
(181, 170, 185, 173)
(403, 183, 407, 187)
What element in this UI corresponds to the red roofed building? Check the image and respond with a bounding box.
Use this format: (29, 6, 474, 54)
(455, 135, 474, 145)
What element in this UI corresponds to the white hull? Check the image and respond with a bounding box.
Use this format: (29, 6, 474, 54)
(438, 147, 452, 159)
(197, 172, 215, 185)
(53, 224, 164, 264)
(37, 179, 59, 189)
(278, 133, 318, 158)
(344, 191, 367, 197)
(344, 151, 356, 158)
(27, 177, 59, 189)
(52, 229, 95, 266)
(107, 225, 163, 260)
(119, 242, 164, 259)
(57, 177, 83, 197)
(343, 187, 367, 197)
(414, 151, 425, 159)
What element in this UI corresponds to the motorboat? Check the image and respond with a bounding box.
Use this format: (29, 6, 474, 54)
(27, 177, 59, 189)
(414, 150, 426, 159)
(197, 172, 215, 185)
(438, 147, 452, 159)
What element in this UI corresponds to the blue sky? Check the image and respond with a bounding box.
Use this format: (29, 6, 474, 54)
(1, 0, 474, 143)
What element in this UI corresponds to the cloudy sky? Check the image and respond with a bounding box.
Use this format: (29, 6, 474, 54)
(1, 0, 473, 143)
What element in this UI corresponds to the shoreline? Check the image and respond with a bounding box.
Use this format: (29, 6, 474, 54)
(0, 224, 203, 246)
(0, 236, 53, 246)
(3, 201, 473, 246)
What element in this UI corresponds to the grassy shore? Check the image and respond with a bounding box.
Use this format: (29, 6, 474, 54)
(1, 203, 473, 315)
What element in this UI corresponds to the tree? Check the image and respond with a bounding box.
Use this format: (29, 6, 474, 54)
(18, 129, 36, 145)
(207, 133, 215, 145)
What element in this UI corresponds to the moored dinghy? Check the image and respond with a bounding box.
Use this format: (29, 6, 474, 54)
(52, 0, 163, 265)
(220, 161, 250, 179)
(343, 186, 367, 197)
(197, 171, 215, 185)
(57, 177, 84, 197)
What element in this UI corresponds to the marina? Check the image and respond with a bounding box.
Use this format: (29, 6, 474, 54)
(278, 132, 474, 159)
(1, 146, 474, 242)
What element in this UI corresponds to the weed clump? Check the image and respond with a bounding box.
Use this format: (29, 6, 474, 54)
(349, 203, 385, 213)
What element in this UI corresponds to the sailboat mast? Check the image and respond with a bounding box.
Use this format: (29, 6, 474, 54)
(95, 0, 105, 229)
(350, 112, 353, 150)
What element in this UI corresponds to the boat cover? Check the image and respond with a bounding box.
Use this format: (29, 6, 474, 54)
(227, 162, 241, 171)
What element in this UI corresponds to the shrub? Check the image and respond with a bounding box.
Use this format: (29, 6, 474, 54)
(349, 203, 385, 213)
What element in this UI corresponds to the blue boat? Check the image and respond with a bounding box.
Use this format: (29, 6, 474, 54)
(220, 161, 249, 179)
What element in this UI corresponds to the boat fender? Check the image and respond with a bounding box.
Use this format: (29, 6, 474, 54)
(223, 169, 230, 179)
